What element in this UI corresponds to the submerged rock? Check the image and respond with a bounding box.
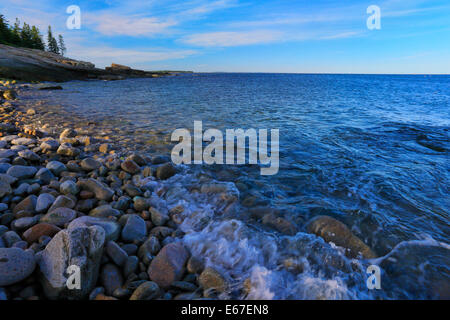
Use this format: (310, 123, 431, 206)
(306, 215, 376, 259)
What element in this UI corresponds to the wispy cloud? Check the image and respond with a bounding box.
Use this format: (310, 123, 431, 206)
(86, 14, 177, 37)
(182, 30, 283, 47)
(69, 45, 197, 67)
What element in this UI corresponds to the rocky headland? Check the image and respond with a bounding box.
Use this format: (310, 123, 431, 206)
(0, 44, 189, 82)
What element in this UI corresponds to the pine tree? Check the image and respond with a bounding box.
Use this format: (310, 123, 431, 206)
(20, 22, 33, 48)
(46, 25, 59, 54)
(10, 18, 22, 45)
(30, 26, 45, 50)
(58, 34, 66, 56)
(0, 14, 11, 44)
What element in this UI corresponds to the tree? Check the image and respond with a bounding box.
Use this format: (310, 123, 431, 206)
(58, 34, 66, 56)
(0, 14, 12, 44)
(10, 18, 22, 45)
(30, 26, 45, 50)
(20, 22, 33, 48)
(46, 25, 59, 54)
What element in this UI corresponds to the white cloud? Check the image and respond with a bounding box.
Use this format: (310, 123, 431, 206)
(182, 30, 283, 47)
(69, 45, 197, 68)
(86, 14, 177, 36)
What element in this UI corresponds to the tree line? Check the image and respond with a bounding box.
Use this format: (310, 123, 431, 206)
(0, 13, 66, 56)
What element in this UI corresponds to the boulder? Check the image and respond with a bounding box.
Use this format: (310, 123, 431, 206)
(306, 215, 376, 259)
(147, 242, 189, 289)
(0, 248, 36, 286)
(36, 226, 105, 299)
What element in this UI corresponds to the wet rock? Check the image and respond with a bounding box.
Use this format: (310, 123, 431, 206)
(57, 143, 80, 157)
(17, 149, 40, 161)
(48, 195, 75, 212)
(2, 89, 17, 100)
(68, 216, 120, 241)
(0, 180, 12, 197)
(0, 149, 16, 158)
(60, 180, 79, 196)
(46, 161, 67, 176)
(23, 223, 61, 243)
(35, 168, 55, 184)
(89, 204, 120, 218)
(198, 267, 227, 293)
(133, 196, 151, 211)
(36, 226, 105, 299)
(2, 231, 22, 247)
(147, 242, 190, 289)
(105, 240, 128, 267)
(99, 143, 110, 154)
(12, 216, 37, 230)
(0, 173, 17, 185)
(121, 159, 140, 174)
(100, 263, 124, 296)
(150, 207, 169, 226)
(130, 281, 160, 300)
(35, 193, 56, 213)
(138, 236, 161, 258)
(40, 139, 60, 152)
(306, 215, 376, 259)
(0, 248, 36, 286)
(124, 255, 139, 278)
(156, 163, 176, 180)
(121, 215, 146, 242)
(75, 198, 97, 212)
(80, 158, 101, 171)
(6, 165, 37, 179)
(171, 281, 198, 292)
(41, 207, 77, 227)
(59, 128, 77, 140)
(262, 213, 297, 236)
(11, 137, 35, 146)
(13, 195, 37, 216)
(187, 256, 205, 274)
(78, 178, 114, 201)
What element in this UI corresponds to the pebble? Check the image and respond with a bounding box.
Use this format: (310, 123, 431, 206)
(23, 223, 61, 243)
(105, 240, 128, 267)
(129, 281, 160, 300)
(121, 214, 147, 242)
(40, 207, 77, 227)
(35, 193, 56, 213)
(46, 161, 67, 176)
(60, 180, 79, 195)
(147, 242, 190, 289)
(0, 248, 36, 286)
(6, 165, 37, 179)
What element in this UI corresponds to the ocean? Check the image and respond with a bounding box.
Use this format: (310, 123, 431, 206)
(23, 73, 450, 299)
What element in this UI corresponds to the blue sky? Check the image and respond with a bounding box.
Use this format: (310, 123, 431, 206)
(1, 0, 450, 73)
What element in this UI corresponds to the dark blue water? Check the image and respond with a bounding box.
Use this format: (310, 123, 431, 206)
(32, 74, 450, 299)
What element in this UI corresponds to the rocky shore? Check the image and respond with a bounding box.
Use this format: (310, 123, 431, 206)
(0, 44, 190, 82)
(0, 81, 227, 300)
(0, 80, 380, 300)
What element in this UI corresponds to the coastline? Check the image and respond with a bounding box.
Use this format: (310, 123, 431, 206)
(1, 78, 447, 300)
(0, 80, 381, 300)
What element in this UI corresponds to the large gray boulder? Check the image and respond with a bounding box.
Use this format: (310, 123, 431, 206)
(36, 226, 105, 299)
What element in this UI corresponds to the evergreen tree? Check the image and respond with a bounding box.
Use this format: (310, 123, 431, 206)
(58, 34, 66, 56)
(0, 14, 11, 44)
(10, 18, 22, 45)
(20, 22, 33, 48)
(46, 25, 59, 54)
(30, 26, 45, 50)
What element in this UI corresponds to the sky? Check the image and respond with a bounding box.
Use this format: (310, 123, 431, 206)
(1, 0, 450, 73)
